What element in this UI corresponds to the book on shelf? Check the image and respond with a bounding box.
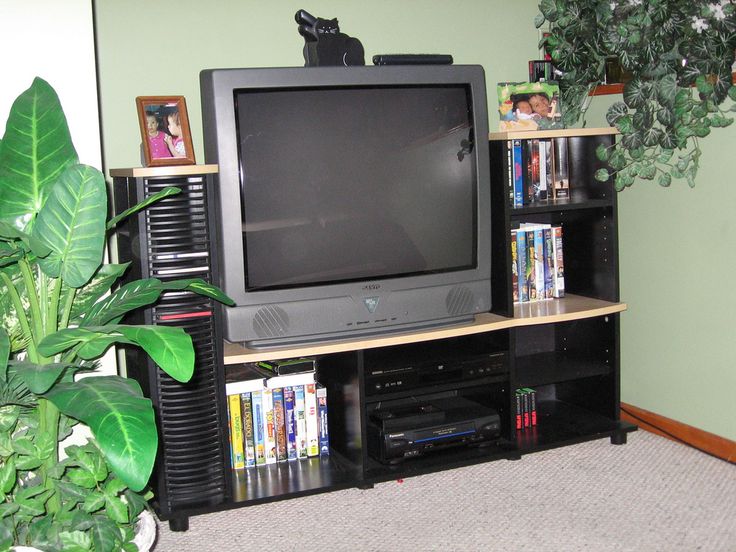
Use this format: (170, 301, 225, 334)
(304, 383, 320, 457)
(262, 387, 277, 464)
(553, 225, 565, 298)
(543, 227, 554, 300)
(272, 388, 288, 462)
(224, 359, 330, 469)
(241, 392, 256, 467)
(512, 139, 524, 207)
(552, 137, 570, 200)
(227, 393, 245, 469)
(251, 389, 266, 466)
(516, 229, 529, 303)
(316, 384, 330, 456)
(513, 223, 565, 304)
(511, 231, 519, 303)
(294, 385, 308, 458)
(508, 137, 569, 207)
(284, 387, 298, 460)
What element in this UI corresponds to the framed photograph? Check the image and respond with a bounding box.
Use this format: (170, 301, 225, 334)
(497, 81, 564, 132)
(136, 96, 195, 166)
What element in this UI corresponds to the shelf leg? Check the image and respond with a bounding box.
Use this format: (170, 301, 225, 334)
(168, 517, 190, 532)
(610, 432, 627, 446)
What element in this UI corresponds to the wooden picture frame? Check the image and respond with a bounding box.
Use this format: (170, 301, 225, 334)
(136, 96, 195, 166)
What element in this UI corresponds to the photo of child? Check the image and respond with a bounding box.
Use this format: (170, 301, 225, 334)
(136, 96, 195, 166)
(497, 82, 564, 132)
(164, 110, 186, 158)
(144, 111, 173, 159)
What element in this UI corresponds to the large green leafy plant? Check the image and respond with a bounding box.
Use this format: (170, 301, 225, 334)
(0, 78, 233, 551)
(536, 0, 736, 189)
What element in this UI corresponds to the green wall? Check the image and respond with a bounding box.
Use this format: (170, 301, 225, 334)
(95, 1, 736, 441)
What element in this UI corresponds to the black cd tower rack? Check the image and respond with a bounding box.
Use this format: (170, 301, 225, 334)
(110, 165, 228, 531)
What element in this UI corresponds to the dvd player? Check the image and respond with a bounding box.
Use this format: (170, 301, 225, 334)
(367, 396, 501, 464)
(365, 350, 507, 396)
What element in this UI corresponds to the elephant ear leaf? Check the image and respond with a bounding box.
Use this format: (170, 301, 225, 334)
(43, 376, 157, 492)
(33, 164, 107, 288)
(0, 77, 78, 232)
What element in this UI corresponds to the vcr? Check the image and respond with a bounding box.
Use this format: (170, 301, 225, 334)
(365, 349, 508, 396)
(367, 395, 501, 464)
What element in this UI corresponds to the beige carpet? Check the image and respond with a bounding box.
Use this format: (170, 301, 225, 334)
(151, 431, 735, 551)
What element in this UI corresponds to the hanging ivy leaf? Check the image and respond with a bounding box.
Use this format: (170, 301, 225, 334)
(609, 150, 627, 170)
(657, 148, 674, 163)
(629, 146, 645, 161)
(623, 78, 651, 109)
(642, 127, 664, 147)
(709, 113, 733, 128)
(656, 74, 678, 107)
(621, 131, 644, 149)
(595, 144, 610, 161)
(658, 172, 672, 187)
(594, 168, 610, 182)
(656, 107, 675, 128)
(633, 108, 654, 130)
(606, 102, 629, 125)
(615, 114, 634, 134)
(695, 75, 714, 96)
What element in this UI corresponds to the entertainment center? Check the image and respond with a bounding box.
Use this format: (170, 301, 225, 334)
(111, 65, 635, 531)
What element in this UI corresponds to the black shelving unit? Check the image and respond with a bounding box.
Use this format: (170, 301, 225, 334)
(489, 127, 635, 456)
(112, 130, 635, 532)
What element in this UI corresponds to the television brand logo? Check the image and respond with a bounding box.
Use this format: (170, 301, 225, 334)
(363, 297, 380, 313)
(363, 283, 381, 291)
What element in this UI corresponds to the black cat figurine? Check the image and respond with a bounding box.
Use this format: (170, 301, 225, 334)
(295, 9, 365, 67)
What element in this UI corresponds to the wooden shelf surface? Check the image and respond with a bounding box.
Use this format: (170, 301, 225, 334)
(223, 294, 627, 364)
(489, 127, 618, 141)
(109, 164, 218, 178)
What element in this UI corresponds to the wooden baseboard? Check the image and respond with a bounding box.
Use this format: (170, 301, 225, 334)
(620, 402, 735, 463)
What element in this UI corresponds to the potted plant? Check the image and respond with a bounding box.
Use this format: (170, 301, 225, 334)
(0, 77, 233, 551)
(536, 0, 736, 189)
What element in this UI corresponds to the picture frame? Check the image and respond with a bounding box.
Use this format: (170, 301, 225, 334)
(136, 96, 195, 166)
(497, 81, 564, 132)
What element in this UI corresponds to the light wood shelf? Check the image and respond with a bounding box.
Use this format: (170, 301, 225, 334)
(223, 294, 627, 364)
(109, 164, 218, 178)
(489, 127, 618, 141)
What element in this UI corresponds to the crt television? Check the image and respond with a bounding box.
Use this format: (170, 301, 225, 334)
(200, 65, 492, 348)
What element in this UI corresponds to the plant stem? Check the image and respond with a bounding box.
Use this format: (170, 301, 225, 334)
(18, 259, 45, 347)
(48, 275, 62, 333)
(58, 285, 76, 331)
(38, 397, 61, 514)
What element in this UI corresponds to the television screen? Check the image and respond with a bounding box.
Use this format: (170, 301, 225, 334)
(236, 85, 477, 291)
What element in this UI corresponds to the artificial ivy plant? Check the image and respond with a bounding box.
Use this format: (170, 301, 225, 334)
(0, 78, 233, 551)
(536, 0, 736, 189)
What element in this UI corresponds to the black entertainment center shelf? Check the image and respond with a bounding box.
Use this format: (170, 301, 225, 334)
(516, 401, 636, 453)
(229, 454, 361, 505)
(515, 351, 612, 388)
(223, 294, 626, 364)
(510, 197, 613, 215)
